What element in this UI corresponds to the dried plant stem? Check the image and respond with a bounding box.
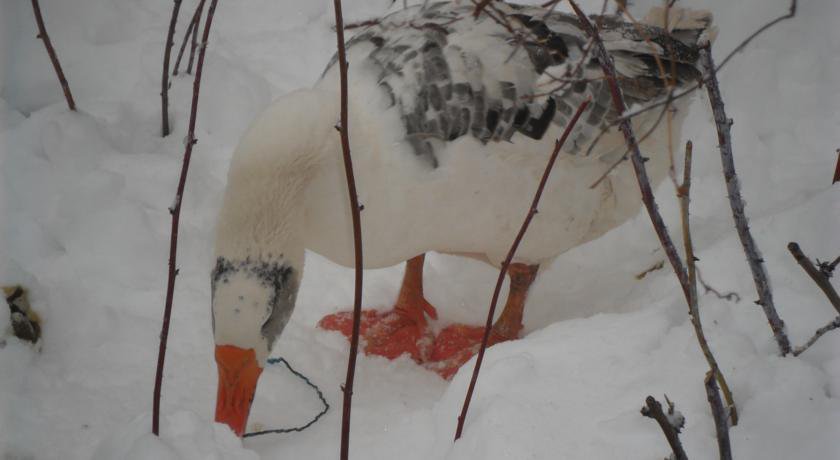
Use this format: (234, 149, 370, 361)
(697, 267, 741, 303)
(704, 371, 733, 460)
(787, 242, 840, 356)
(454, 98, 591, 441)
(173, 0, 206, 76)
(679, 140, 737, 425)
(787, 243, 840, 314)
(793, 317, 840, 357)
(616, 0, 797, 124)
(700, 47, 792, 356)
(161, 0, 183, 137)
(569, 0, 690, 298)
(152, 0, 219, 436)
(570, 0, 741, 436)
(29, 0, 76, 111)
(332, 1, 365, 459)
(641, 396, 688, 460)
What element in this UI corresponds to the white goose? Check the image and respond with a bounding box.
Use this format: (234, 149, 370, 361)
(210, 2, 712, 436)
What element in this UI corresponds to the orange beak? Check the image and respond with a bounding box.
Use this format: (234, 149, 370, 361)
(214, 344, 263, 436)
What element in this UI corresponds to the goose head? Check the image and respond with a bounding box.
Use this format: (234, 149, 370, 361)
(210, 89, 335, 436)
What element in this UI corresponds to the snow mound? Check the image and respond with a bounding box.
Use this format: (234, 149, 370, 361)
(92, 411, 258, 460)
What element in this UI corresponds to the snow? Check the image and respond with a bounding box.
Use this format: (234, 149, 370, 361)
(1, 0, 838, 459)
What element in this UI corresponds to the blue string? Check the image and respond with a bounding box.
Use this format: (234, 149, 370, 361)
(243, 357, 330, 438)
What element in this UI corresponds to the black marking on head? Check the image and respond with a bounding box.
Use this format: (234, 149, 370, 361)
(211, 256, 298, 347)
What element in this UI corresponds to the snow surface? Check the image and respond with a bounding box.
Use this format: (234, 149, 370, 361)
(1, 0, 838, 458)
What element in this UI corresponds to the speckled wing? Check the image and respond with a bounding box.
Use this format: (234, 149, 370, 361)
(322, 2, 710, 167)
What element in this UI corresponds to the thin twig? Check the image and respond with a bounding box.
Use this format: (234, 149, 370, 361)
(152, 0, 219, 436)
(793, 317, 840, 357)
(679, 140, 737, 425)
(819, 254, 840, 278)
(697, 267, 742, 303)
(587, 99, 672, 189)
(787, 242, 840, 356)
(332, 1, 365, 459)
(187, 0, 205, 74)
(29, 0, 76, 111)
(787, 242, 840, 315)
(173, 0, 206, 76)
(715, 0, 797, 71)
(571, 0, 740, 427)
(161, 0, 183, 137)
(454, 98, 592, 441)
(473, 0, 493, 18)
(640, 395, 688, 460)
(569, 0, 690, 299)
(700, 46, 792, 355)
(343, 18, 381, 30)
(615, 0, 797, 125)
(704, 371, 733, 460)
(172, 19, 195, 77)
(635, 260, 665, 280)
(833, 149, 840, 184)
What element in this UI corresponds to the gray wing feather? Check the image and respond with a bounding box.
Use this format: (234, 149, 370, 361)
(322, 2, 709, 166)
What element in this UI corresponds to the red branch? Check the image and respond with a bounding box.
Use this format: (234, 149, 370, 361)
(161, 0, 183, 137)
(454, 98, 591, 441)
(29, 0, 76, 111)
(186, 0, 205, 74)
(173, 0, 206, 77)
(473, 0, 493, 18)
(332, 1, 365, 459)
(152, 0, 219, 436)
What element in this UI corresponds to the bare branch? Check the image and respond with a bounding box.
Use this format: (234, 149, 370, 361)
(570, 1, 741, 428)
(697, 268, 742, 303)
(173, 0, 206, 76)
(152, 0, 219, 436)
(29, 0, 76, 111)
(332, 1, 365, 459)
(455, 98, 592, 441)
(588, 98, 672, 189)
(793, 317, 840, 357)
(787, 242, 840, 315)
(343, 18, 381, 30)
(568, 0, 690, 300)
(818, 254, 840, 278)
(161, 0, 184, 137)
(615, 0, 798, 125)
(186, 0, 205, 74)
(704, 371, 733, 460)
(700, 46, 792, 356)
(635, 260, 664, 280)
(714, 0, 797, 71)
(641, 395, 688, 460)
(679, 140, 737, 425)
(787, 242, 840, 356)
(473, 0, 493, 18)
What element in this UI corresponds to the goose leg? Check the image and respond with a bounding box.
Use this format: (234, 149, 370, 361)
(427, 263, 539, 380)
(317, 254, 438, 362)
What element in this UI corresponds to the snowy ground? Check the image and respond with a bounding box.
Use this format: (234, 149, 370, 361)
(1, 0, 838, 458)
